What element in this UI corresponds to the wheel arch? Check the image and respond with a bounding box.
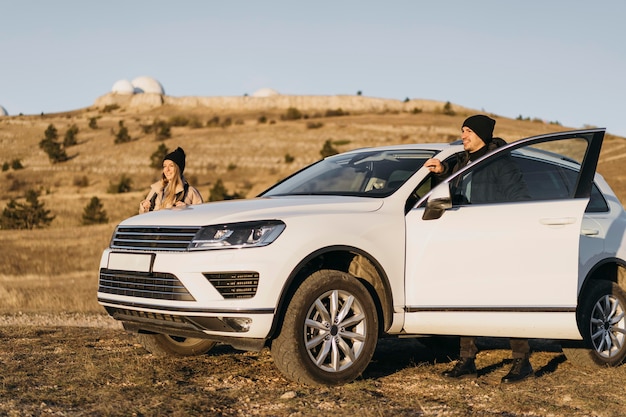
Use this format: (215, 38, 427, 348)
(579, 258, 626, 299)
(268, 245, 393, 341)
(577, 258, 626, 323)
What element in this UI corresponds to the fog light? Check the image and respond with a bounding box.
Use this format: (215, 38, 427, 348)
(222, 317, 252, 332)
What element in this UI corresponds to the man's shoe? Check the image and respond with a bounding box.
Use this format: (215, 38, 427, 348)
(501, 358, 534, 383)
(442, 358, 477, 379)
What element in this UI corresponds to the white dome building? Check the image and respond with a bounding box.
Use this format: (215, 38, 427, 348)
(0, 105, 7, 116)
(111, 79, 134, 95)
(252, 88, 280, 98)
(131, 76, 165, 94)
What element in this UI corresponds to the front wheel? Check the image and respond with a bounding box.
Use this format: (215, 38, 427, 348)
(136, 333, 217, 357)
(271, 269, 379, 385)
(563, 280, 626, 368)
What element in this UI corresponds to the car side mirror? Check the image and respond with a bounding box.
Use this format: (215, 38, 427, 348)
(422, 184, 452, 220)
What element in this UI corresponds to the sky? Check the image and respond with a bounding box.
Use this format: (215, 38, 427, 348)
(1, 0, 625, 137)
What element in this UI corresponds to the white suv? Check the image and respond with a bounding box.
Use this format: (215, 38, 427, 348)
(98, 128, 626, 385)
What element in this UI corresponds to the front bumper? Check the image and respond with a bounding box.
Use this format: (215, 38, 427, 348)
(97, 246, 288, 343)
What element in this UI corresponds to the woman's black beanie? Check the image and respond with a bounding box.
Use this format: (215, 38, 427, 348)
(164, 147, 186, 173)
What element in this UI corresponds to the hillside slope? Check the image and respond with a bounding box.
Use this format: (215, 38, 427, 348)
(1, 94, 624, 230)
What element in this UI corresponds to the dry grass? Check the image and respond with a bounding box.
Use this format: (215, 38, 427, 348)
(1, 99, 626, 416)
(0, 327, 624, 416)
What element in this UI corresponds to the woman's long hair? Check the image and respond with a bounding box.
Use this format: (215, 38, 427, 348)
(160, 163, 184, 209)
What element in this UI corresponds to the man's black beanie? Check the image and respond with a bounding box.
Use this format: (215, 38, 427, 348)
(164, 147, 186, 173)
(463, 115, 495, 144)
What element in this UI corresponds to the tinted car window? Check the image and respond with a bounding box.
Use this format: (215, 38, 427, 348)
(514, 156, 608, 212)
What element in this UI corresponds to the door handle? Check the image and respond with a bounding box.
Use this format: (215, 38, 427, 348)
(581, 228, 600, 236)
(539, 217, 576, 226)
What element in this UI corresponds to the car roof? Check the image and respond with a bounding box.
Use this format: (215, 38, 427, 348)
(335, 142, 463, 156)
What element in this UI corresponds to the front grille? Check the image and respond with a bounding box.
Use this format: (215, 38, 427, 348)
(99, 268, 195, 301)
(111, 225, 201, 251)
(204, 272, 259, 299)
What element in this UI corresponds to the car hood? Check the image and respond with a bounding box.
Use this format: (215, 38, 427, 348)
(120, 196, 385, 227)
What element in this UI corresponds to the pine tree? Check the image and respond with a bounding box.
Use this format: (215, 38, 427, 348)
(82, 196, 108, 225)
(150, 144, 169, 169)
(209, 179, 228, 201)
(63, 124, 79, 147)
(320, 139, 339, 158)
(1, 189, 55, 230)
(39, 124, 69, 163)
(114, 121, 132, 144)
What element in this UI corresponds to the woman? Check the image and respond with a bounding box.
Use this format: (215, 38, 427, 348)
(139, 147, 203, 213)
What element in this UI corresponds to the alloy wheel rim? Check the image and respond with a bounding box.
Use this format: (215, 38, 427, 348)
(590, 294, 626, 358)
(304, 289, 368, 372)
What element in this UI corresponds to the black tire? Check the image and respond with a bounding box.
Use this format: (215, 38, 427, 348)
(136, 333, 217, 357)
(563, 280, 626, 368)
(271, 269, 379, 385)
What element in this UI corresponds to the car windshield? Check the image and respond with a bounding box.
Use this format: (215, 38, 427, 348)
(261, 149, 437, 197)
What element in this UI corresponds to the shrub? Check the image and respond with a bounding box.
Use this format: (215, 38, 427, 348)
(282, 107, 302, 121)
(1, 189, 55, 230)
(102, 104, 120, 113)
(155, 122, 171, 141)
(11, 159, 23, 170)
(150, 144, 169, 169)
(1, 162, 8, 171)
(63, 124, 79, 147)
(114, 121, 132, 144)
(73, 175, 89, 187)
(258, 115, 267, 124)
(284, 153, 295, 163)
(44, 124, 58, 141)
(207, 116, 220, 127)
(306, 121, 324, 129)
(320, 139, 339, 158)
(107, 174, 132, 194)
(220, 117, 232, 128)
(82, 196, 108, 225)
(324, 108, 349, 117)
(209, 179, 243, 202)
(39, 124, 68, 163)
(167, 116, 189, 127)
(89, 117, 99, 129)
(140, 118, 170, 138)
(442, 101, 456, 116)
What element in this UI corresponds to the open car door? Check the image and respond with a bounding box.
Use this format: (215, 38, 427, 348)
(403, 129, 605, 339)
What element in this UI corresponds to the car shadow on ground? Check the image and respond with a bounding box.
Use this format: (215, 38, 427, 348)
(363, 336, 567, 380)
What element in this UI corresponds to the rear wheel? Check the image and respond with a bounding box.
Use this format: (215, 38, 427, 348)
(563, 280, 626, 368)
(137, 333, 216, 357)
(271, 269, 379, 385)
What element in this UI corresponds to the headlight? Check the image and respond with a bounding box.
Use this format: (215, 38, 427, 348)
(189, 220, 286, 250)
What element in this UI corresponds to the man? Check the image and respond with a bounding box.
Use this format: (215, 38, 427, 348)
(425, 114, 534, 384)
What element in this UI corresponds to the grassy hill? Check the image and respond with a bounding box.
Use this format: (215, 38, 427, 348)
(1, 94, 625, 314)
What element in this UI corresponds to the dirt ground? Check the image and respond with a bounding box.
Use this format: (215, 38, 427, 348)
(1, 317, 625, 417)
